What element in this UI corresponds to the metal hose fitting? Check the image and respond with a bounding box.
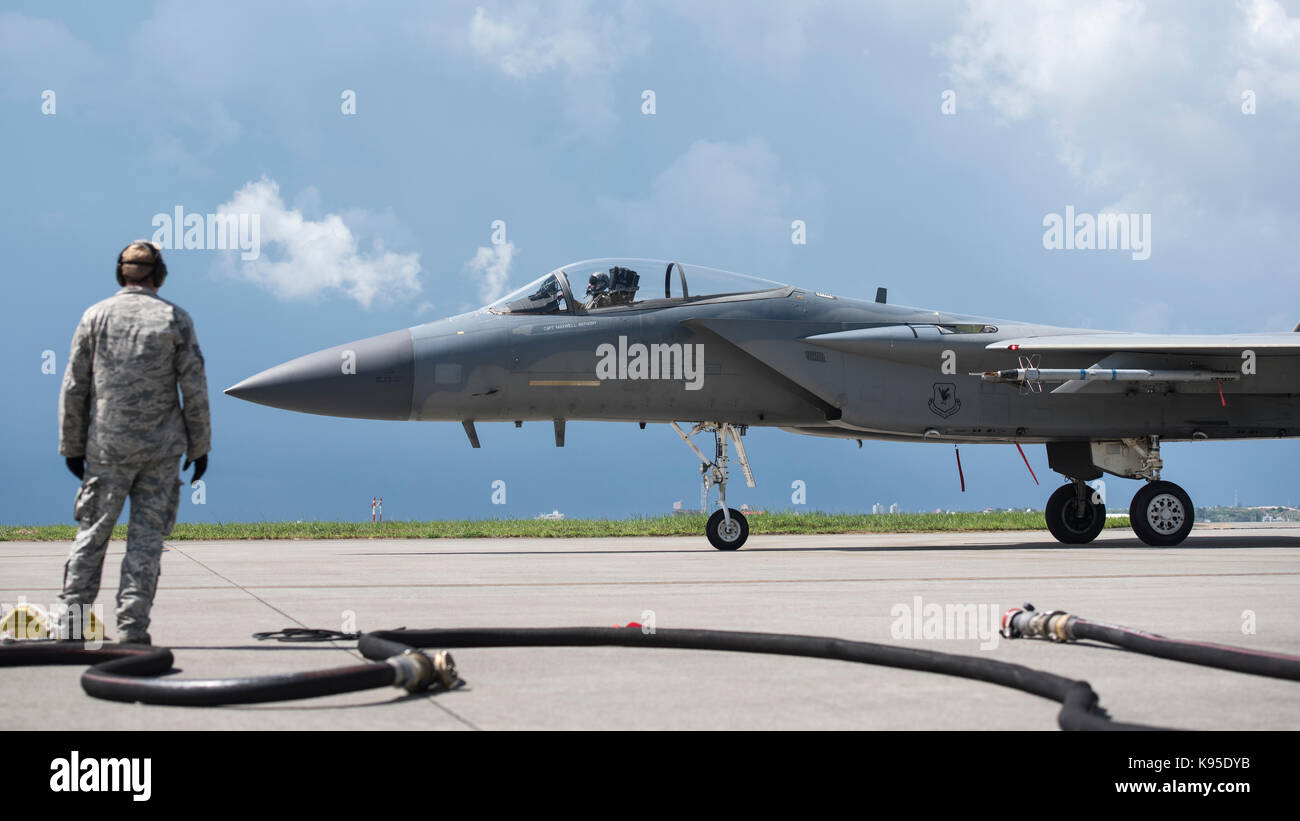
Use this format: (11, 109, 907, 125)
(387, 648, 459, 692)
(1000, 603, 1076, 642)
(387, 648, 435, 692)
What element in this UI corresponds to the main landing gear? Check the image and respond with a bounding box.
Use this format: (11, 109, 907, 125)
(1128, 480, 1194, 547)
(1044, 481, 1106, 544)
(671, 422, 755, 550)
(1045, 436, 1195, 547)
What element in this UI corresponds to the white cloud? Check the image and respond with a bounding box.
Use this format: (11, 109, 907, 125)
(600, 137, 817, 254)
(939, 0, 1183, 124)
(934, 0, 1300, 323)
(217, 178, 422, 309)
(936, 2, 1253, 227)
(465, 240, 517, 304)
(467, 2, 647, 128)
(468, 2, 633, 78)
(936, 0, 1300, 198)
(1233, 0, 1300, 106)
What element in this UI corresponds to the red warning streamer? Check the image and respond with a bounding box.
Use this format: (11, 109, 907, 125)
(1016, 443, 1040, 486)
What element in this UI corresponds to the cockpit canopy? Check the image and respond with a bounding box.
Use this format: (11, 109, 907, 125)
(487, 258, 788, 315)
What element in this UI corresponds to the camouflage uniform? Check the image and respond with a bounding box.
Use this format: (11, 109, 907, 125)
(58, 286, 210, 643)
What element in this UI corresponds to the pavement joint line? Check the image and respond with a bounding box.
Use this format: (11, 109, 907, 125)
(424, 691, 481, 731)
(166, 542, 308, 630)
(165, 543, 481, 731)
(125, 569, 1300, 592)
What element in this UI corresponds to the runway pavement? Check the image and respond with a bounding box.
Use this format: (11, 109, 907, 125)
(3, 524, 1298, 730)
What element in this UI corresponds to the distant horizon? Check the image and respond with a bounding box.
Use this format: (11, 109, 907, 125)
(8, 501, 1300, 530)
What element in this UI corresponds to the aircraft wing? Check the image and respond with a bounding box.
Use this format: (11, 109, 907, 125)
(987, 332, 1300, 355)
(983, 332, 1300, 395)
(682, 317, 847, 409)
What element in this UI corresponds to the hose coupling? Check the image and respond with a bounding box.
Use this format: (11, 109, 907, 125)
(431, 650, 458, 690)
(387, 649, 458, 692)
(1001, 603, 1077, 642)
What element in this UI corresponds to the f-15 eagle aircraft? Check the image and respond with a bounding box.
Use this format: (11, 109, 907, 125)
(226, 258, 1300, 550)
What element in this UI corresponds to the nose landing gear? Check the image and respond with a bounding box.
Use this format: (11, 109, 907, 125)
(706, 508, 750, 551)
(671, 422, 755, 550)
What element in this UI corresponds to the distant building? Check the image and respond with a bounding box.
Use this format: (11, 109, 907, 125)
(1198, 505, 1300, 523)
(889, 503, 900, 514)
(537, 510, 565, 520)
(671, 500, 697, 517)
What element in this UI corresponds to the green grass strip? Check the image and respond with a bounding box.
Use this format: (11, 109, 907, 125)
(0, 511, 1129, 541)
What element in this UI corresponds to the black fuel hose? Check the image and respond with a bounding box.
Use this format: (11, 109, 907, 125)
(0, 639, 447, 706)
(0, 627, 1162, 728)
(360, 626, 1161, 731)
(1071, 620, 1300, 680)
(1003, 605, 1300, 680)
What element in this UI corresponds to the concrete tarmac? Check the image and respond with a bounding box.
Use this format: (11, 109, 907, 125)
(2, 525, 1298, 730)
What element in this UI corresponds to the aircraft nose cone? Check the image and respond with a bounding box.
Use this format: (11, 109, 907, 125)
(225, 329, 414, 420)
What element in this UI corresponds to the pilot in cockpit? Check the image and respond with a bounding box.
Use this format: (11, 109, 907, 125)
(585, 271, 611, 307)
(585, 266, 639, 309)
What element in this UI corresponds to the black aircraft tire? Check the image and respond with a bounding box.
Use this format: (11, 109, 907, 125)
(1044, 484, 1106, 545)
(1129, 481, 1194, 546)
(706, 509, 749, 550)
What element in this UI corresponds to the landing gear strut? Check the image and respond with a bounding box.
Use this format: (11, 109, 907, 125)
(1045, 437, 1195, 547)
(1044, 480, 1106, 544)
(671, 422, 755, 550)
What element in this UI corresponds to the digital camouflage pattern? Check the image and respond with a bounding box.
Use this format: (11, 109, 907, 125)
(60, 457, 182, 642)
(58, 285, 209, 643)
(59, 287, 210, 463)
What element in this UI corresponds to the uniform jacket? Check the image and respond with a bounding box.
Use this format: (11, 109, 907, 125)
(59, 286, 211, 464)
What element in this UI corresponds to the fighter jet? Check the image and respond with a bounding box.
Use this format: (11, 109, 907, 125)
(226, 258, 1300, 550)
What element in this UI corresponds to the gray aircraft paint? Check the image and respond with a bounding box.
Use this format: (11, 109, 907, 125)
(227, 267, 1299, 444)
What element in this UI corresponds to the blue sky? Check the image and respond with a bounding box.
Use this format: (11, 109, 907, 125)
(3, 1, 1299, 525)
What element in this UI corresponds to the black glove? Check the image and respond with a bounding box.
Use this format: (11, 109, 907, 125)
(183, 454, 208, 485)
(65, 456, 85, 480)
